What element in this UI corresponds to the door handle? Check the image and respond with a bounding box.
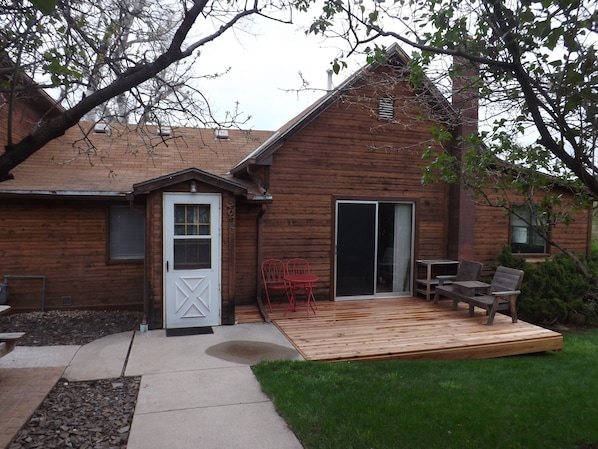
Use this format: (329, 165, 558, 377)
(166, 261, 169, 272)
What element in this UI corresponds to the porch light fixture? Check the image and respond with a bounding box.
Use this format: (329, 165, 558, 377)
(190, 181, 197, 193)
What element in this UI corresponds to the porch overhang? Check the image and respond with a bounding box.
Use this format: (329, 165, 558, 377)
(127, 167, 248, 198)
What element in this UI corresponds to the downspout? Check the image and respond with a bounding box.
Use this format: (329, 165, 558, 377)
(256, 204, 271, 322)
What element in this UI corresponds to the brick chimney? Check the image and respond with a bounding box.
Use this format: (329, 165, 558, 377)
(447, 56, 479, 261)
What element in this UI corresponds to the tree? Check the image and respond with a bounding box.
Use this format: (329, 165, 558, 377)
(298, 0, 598, 280)
(0, 0, 293, 182)
(299, 0, 598, 190)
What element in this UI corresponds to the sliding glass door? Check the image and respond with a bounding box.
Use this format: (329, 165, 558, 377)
(335, 201, 414, 299)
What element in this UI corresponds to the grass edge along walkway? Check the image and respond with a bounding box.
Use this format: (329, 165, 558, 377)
(253, 329, 598, 449)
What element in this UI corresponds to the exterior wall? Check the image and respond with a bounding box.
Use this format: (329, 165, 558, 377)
(473, 190, 591, 268)
(233, 202, 261, 305)
(0, 198, 144, 310)
(145, 181, 237, 329)
(240, 71, 451, 300)
(0, 95, 48, 149)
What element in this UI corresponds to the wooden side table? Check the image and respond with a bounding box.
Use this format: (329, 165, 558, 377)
(416, 260, 459, 300)
(452, 281, 490, 297)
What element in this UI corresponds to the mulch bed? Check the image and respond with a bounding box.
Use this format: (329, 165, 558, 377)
(1, 310, 144, 449)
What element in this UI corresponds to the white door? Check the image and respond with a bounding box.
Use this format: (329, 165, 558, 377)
(163, 193, 221, 328)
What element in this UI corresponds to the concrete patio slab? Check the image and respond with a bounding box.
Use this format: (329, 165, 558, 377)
(125, 323, 302, 377)
(124, 323, 304, 448)
(135, 365, 274, 414)
(0, 345, 80, 368)
(63, 331, 134, 381)
(127, 401, 303, 449)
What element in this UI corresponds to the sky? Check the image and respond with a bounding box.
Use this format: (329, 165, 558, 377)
(193, 16, 358, 131)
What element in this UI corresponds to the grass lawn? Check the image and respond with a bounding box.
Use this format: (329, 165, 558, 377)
(252, 329, 598, 449)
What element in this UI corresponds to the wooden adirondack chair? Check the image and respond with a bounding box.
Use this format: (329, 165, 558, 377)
(433, 260, 483, 304)
(438, 266, 524, 325)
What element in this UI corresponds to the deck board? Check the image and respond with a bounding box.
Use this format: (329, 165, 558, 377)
(268, 297, 562, 361)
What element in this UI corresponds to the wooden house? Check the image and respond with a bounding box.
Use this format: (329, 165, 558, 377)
(0, 44, 591, 329)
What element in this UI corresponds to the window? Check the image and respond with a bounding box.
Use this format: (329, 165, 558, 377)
(378, 97, 395, 121)
(109, 206, 145, 260)
(511, 207, 546, 254)
(173, 204, 212, 269)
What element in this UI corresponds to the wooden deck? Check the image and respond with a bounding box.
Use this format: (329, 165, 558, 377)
(250, 297, 563, 362)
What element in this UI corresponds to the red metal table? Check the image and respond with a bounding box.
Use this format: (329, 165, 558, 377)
(284, 274, 319, 318)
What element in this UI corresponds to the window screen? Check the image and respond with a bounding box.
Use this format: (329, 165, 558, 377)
(110, 206, 145, 260)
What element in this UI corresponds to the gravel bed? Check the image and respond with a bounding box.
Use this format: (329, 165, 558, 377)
(0, 310, 144, 346)
(8, 376, 140, 449)
(1, 310, 144, 449)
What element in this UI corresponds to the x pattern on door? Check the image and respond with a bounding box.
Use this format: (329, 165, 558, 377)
(175, 275, 211, 319)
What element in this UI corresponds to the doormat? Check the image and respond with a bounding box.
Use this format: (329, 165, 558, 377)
(166, 327, 213, 337)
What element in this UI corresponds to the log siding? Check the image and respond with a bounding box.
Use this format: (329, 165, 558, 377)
(0, 198, 143, 310)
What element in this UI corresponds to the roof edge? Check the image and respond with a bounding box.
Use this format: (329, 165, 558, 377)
(129, 167, 248, 197)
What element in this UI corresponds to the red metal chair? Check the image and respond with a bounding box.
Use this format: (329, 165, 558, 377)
(285, 258, 318, 315)
(286, 258, 311, 276)
(261, 259, 288, 312)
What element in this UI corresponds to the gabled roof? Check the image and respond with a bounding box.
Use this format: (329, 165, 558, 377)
(129, 167, 248, 197)
(0, 123, 273, 197)
(0, 42, 457, 199)
(230, 43, 456, 175)
(0, 53, 65, 119)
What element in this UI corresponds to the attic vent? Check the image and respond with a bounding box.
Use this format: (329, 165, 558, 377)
(214, 129, 229, 140)
(378, 97, 395, 121)
(93, 123, 111, 135)
(157, 127, 172, 137)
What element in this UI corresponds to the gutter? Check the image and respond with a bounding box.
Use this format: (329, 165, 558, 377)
(0, 190, 126, 197)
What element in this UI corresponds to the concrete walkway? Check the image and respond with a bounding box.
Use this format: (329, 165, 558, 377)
(0, 323, 304, 449)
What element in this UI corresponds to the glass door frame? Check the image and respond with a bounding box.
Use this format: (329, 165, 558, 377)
(334, 199, 415, 301)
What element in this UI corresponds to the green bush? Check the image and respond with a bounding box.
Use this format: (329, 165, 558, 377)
(497, 246, 598, 326)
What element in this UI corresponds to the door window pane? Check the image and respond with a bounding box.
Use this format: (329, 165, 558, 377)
(336, 203, 377, 296)
(174, 205, 210, 236)
(174, 240, 211, 269)
(173, 203, 212, 269)
(377, 203, 412, 293)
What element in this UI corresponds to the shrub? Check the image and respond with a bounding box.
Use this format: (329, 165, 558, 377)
(497, 246, 598, 326)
